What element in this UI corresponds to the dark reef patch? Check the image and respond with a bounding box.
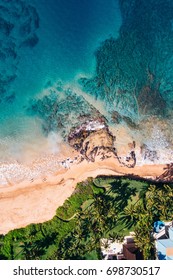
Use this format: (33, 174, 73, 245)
(0, 0, 39, 102)
(27, 83, 104, 140)
(80, 0, 173, 122)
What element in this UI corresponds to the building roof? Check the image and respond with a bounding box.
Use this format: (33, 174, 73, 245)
(123, 243, 143, 260)
(157, 239, 173, 248)
(100, 239, 122, 256)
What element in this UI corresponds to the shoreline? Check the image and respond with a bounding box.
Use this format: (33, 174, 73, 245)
(0, 155, 166, 235)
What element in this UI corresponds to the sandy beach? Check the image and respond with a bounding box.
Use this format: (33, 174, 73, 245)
(0, 154, 165, 235)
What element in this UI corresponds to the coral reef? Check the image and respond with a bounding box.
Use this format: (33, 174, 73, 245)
(0, 0, 39, 103)
(27, 83, 104, 140)
(79, 0, 173, 122)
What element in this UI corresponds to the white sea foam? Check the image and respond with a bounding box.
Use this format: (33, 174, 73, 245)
(47, 131, 63, 153)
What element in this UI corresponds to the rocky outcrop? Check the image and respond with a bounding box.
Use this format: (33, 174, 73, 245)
(157, 163, 173, 182)
(140, 144, 158, 162)
(68, 118, 107, 149)
(68, 118, 136, 167)
(68, 118, 116, 161)
(117, 150, 136, 168)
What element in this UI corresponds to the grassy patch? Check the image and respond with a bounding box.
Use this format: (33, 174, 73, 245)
(81, 199, 94, 211)
(56, 180, 97, 219)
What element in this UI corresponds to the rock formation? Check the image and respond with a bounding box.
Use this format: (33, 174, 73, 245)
(68, 118, 116, 162)
(157, 163, 173, 182)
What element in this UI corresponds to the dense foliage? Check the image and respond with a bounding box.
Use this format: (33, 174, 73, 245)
(0, 177, 172, 260)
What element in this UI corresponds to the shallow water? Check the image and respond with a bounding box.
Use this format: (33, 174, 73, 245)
(0, 0, 121, 162)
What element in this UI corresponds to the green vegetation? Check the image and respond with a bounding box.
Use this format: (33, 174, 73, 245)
(0, 176, 172, 260)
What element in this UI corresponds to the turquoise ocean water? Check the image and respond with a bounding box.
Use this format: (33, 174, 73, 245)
(0, 0, 121, 162)
(1, 0, 173, 167)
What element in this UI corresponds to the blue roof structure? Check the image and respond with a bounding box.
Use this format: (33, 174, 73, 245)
(170, 227, 173, 233)
(157, 239, 173, 260)
(155, 222, 173, 260)
(158, 239, 173, 248)
(169, 227, 173, 240)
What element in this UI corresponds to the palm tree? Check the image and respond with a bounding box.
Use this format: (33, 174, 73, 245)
(131, 184, 173, 259)
(134, 214, 155, 260)
(108, 180, 137, 211)
(18, 241, 34, 260)
(119, 203, 141, 229)
(146, 184, 173, 220)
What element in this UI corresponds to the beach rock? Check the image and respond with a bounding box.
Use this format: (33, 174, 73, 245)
(117, 150, 136, 168)
(68, 118, 106, 149)
(140, 144, 158, 162)
(68, 116, 117, 162)
(157, 163, 173, 182)
(111, 111, 122, 124)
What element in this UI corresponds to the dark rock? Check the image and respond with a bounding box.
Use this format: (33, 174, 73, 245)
(157, 163, 173, 182)
(141, 144, 158, 162)
(111, 111, 122, 124)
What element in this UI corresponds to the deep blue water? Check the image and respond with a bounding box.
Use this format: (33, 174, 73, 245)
(13, 0, 122, 104)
